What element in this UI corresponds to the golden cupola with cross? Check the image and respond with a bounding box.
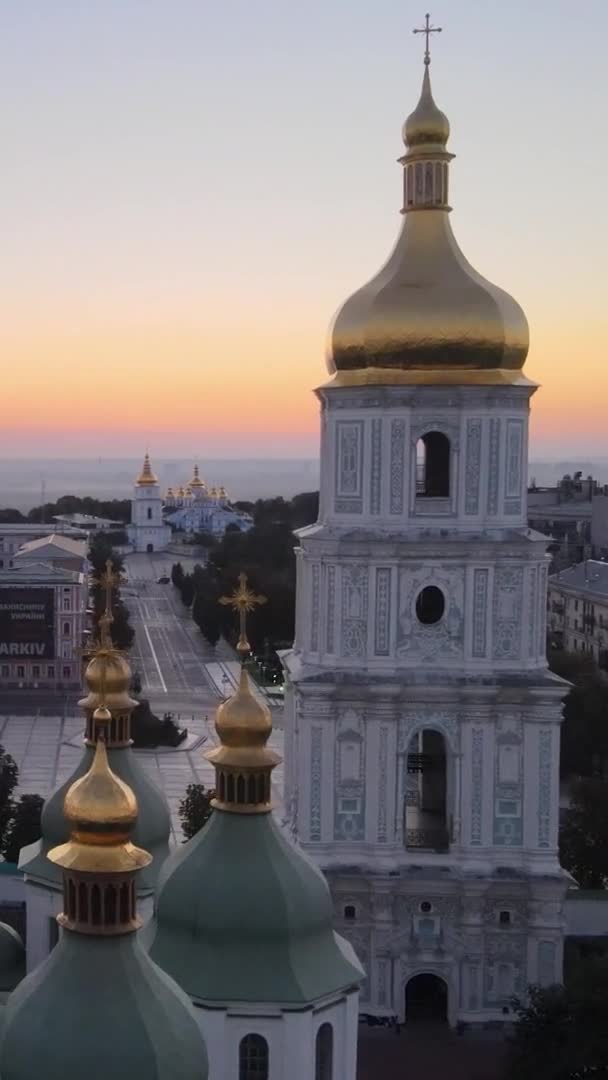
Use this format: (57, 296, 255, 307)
(327, 14, 529, 384)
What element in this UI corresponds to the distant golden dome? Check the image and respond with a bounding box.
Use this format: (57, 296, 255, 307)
(177, 486, 185, 497)
(189, 464, 205, 489)
(135, 452, 158, 487)
(326, 63, 529, 383)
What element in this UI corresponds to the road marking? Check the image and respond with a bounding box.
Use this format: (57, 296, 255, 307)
(143, 624, 167, 694)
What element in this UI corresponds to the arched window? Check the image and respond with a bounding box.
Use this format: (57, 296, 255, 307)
(344, 904, 356, 921)
(315, 1023, 333, 1080)
(63, 621, 70, 636)
(416, 432, 450, 497)
(239, 1034, 268, 1080)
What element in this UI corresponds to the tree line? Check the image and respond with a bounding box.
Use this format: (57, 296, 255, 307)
(0, 494, 131, 525)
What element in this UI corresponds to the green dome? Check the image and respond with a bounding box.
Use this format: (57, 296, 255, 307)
(0, 924, 25, 993)
(146, 811, 363, 1003)
(0, 931, 207, 1080)
(20, 745, 171, 893)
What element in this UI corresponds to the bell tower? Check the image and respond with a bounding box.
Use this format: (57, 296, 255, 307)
(128, 452, 171, 553)
(282, 27, 568, 1028)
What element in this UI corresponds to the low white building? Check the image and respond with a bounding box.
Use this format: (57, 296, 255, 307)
(548, 560, 608, 660)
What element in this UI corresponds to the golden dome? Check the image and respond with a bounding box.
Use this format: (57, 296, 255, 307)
(189, 464, 205, 489)
(80, 625, 134, 714)
(206, 667, 280, 771)
(135, 452, 158, 487)
(326, 63, 529, 383)
(50, 706, 151, 874)
(403, 65, 449, 150)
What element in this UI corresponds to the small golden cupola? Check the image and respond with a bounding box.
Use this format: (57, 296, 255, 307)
(81, 560, 135, 745)
(136, 452, 158, 486)
(189, 464, 205, 490)
(207, 574, 278, 812)
(49, 704, 151, 933)
(326, 15, 529, 383)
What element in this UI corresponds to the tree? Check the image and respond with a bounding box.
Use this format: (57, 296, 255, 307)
(180, 574, 195, 608)
(0, 746, 19, 848)
(560, 779, 608, 889)
(507, 962, 608, 1079)
(191, 567, 221, 646)
(178, 783, 215, 841)
(2, 794, 43, 865)
(130, 671, 142, 696)
(548, 648, 608, 779)
(171, 562, 184, 588)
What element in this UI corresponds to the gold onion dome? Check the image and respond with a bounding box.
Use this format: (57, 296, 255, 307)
(189, 464, 204, 488)
(207, 666, 280, 772)
(326, 60, 529, 382)
(80, 616, 134, 714)
(49, 706, 151, 875)
(136, 452, 158, 486)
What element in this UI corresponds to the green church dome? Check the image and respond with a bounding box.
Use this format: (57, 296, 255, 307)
(147, 795, 363, 1004)
(20, 744, 171, 892)
(0, 923, 25, 993)
(0, 911, 206, 1079)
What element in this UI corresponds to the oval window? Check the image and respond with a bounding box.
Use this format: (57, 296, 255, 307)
(415, 586, 445, 625)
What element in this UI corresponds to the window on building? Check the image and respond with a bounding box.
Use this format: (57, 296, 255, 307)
(344, 904, 356, 921)
(1, 665, 8, 678)
(62, 666, 71, 680)
(47, 666, 55, 678)
(415, 586, 445, 625)
(63, 598, 70, 610)
(499, 910, 511, 926)
(147, 507, 152, 520)
(32, 666, 40, 678)
(63, 621, 70, 636)
(239, 1034, 268, 1080)
(17, 666, 24, 679)
(416, 432, 451, 497)
(315, 1024, 333, 1080)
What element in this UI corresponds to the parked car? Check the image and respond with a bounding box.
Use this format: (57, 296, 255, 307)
(157, 575, 170, 584)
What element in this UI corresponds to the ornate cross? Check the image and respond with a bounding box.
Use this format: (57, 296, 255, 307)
(413, 12, 442, 65)
(219, 572, 267, 656)
(92, 558, 123, 647)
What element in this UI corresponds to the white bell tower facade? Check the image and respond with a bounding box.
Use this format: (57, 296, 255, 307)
(282, 47, 568, 1029)
(128, 453, 171, 553)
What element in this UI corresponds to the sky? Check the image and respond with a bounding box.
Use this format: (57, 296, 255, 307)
(0, 0, 606, 460)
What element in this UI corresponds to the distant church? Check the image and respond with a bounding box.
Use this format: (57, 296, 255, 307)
(282, 31, 568, 1027)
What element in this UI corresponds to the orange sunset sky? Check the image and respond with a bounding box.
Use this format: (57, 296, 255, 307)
(0, 1, 606, 460)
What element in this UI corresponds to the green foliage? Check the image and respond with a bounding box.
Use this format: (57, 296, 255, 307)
(180, 574, 195, 608)
(560, 778, 608, 888)
(178, 783, 215, 841)
(192, 567, 221, 646)
(26, 494, 131, 524)
(548, 648, 608, 779)
(2, 794, 43, 865)
(171, 562, 184, 587)
(507, 962, 608, 1079)
(0, 508, 26, 523)
(0, 746, 19, 846)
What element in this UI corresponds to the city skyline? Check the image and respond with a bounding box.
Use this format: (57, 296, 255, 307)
(1, 1, 606, 458)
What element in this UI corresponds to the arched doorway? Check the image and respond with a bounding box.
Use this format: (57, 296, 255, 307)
(146, 543, 154, 553)
(405, 973, 448, 1024)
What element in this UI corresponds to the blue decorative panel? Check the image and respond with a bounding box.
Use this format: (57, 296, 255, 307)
(374, 568, 391, 656)
(377, 727, 389, 842)
(472, 569, 489, 658)
(310, 725, 322, 841)
(487, 418, 500, 515)
(492, 568, 524, 659)
(494, 718, 523, 846)
(465, 418, 482, 514)
(370, 418, 382, 515)
(376, 956, 388, 1007)
(341, 565, 369, 658)
(538, 940, 556, 986)
(471, 728, 483, 844)
(389, 419, 405, 514)
(310, 563, 320, 652)
(538, 729, 552, 848)
(335, 420, 363, 513)
(326, 565, 336, 654)
(504, 418, 524, 515)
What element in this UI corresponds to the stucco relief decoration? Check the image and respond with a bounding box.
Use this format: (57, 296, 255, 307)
(390, 419, 406, 514)
(334, 709, 366, 841)
(471, 728, 483, 845)
(370, 417, 382, 515)
(326, 565, 336, 653)
(398, 709, 459, 753)
(310, 725, 323, 842)
(341, 565, 369, 658)
(396, 567, 464, 662)
(374, 567, 391, 656)
(487, 418, 500, 515)
(464, 418, 483, 515)
(377, 727, 389, 842)
(504, 418, 523, 515)
(527, 566, 537, 658)
(537, 729, 552, 848)
(484, 935, 527, 1006)
(310, 563, 320, 652)
(335, 419, 363, 513)
(492, 567, 524, 659)
(493, 715, 523, 846)
(472, 569, 489, 658)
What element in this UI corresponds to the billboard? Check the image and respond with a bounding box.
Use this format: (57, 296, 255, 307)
(0, 588, 55, 659)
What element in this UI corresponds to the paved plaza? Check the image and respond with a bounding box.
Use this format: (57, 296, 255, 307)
(1, 552, 285, 841)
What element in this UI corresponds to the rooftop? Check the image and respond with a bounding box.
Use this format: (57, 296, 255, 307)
(549, 559, 608, 598)
(15, 535, 88, 560)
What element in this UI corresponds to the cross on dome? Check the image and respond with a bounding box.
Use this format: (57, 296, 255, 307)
(413, 12, 442, 65)
(219, 572, 267, 656)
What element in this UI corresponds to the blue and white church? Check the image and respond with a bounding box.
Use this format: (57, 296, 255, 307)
(282, 40, 569, 1027)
